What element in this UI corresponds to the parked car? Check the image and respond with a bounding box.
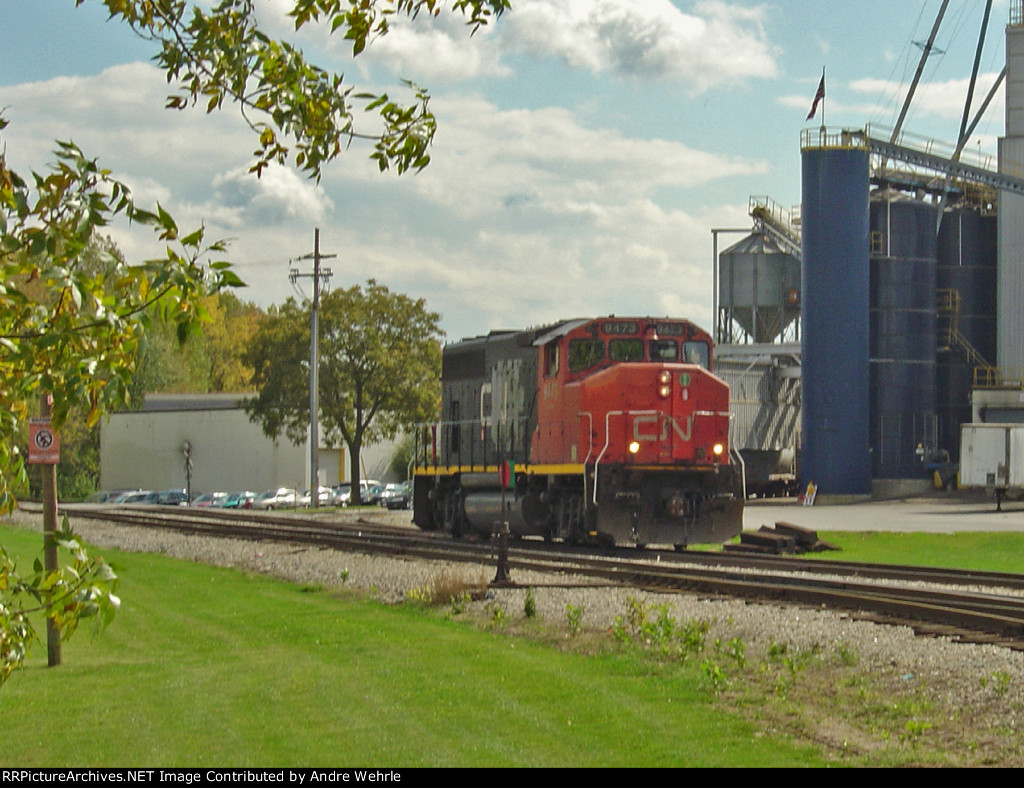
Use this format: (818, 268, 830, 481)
(253, 488, 298, 510)
(381, 481, 412, 510)
(157, 489, 189, 506)
(297, 487, 333, 507)
(192, 492, 227, 508)
(115, 490, 159, 504)
(218, 491, 257, 509)
(334, 480, 383, 506)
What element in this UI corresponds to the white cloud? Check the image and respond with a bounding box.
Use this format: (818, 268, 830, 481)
(299, 0, 780, 89)
(499, 0, 779, 89)
(210, 165, 335, 227)
(850, 72, 1005, 126)
(402, 93, 766, 222)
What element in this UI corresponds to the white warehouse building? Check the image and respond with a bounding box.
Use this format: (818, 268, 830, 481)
(100, 393, 333, 495)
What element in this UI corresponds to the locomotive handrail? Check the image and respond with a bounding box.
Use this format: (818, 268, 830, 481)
(413, 417, 533, 471)
(593, 410, 658, 505)
(579, 412, 595, 465)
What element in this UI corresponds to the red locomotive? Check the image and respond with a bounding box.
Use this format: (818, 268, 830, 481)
(412, 316, 744, 548)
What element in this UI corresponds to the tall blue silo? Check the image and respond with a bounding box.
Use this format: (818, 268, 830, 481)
(869, 191, 938, 480)
(801, 137, 872, 498)
(936, 207, 997, 458)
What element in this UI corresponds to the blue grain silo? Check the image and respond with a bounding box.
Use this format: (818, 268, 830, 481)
(937, 206, 997, 457)
(800, 133, 872, 498)
(869, 191, 938, 480)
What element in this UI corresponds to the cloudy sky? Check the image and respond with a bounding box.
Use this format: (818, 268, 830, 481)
(0, 0, 1012, 341)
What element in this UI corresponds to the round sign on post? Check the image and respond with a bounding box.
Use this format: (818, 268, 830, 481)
(28, 418, 60, 464)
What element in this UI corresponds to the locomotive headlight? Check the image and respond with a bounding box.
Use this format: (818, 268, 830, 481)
(628, 441, 642, 455)
(712, 443, 725, 456)
(657, 371, 672, 398)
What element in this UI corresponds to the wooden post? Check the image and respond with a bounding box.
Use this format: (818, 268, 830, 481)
(39, 394, 62, 667)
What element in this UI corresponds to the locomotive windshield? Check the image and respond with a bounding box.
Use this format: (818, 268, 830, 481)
(683, 341, 709, 368)
(609, 338, 644, 362)
(650, 340, 677, 362)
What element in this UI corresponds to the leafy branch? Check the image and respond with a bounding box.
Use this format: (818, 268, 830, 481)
(0, 519, 119, 687)
(84, 0, 510, 179)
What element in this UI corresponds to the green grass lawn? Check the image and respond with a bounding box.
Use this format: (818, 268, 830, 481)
(811, 531, 1024, 574)
(0, 523, 827, 768)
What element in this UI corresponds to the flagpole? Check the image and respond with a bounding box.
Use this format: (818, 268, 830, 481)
(820, 67, 826, 131)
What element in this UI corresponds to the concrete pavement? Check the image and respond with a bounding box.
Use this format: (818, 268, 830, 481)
(743, 490, 1024, 533)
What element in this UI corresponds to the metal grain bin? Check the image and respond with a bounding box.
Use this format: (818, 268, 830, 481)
(718, 233, 801, 344)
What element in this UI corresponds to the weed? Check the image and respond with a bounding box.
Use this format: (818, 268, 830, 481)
(981, 671, 1012, 697)
(724, 637, 746, 669)
(566, 604, 585, 637)
(623, 595, 649, 634)
(404, 586, 431, 606)
(403, 569, 486, 610)
(700, 658, 727, 697)
(523, 587, 537, 619)
(899, 719, 933, 745)
(610, 615, 632, 645)
(835, 641, 859, 667)
(678, 617, 711, 658)
(643, 604, 676, 647)
(339, 568, 350, 585)
(766, 639, 788, 661)
(485, 601, 506, 629)
(447, 592, 471, 618)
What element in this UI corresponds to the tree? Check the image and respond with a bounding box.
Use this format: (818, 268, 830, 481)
(133, 292, 267, 396)
(244, 281, 442, 503)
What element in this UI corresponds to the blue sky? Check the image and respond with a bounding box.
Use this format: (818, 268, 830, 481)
(0, 0, 1012, 341)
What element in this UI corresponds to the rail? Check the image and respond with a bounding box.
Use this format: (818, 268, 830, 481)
(973, 368, 1024, 390)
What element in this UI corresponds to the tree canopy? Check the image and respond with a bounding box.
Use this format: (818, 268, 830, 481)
(244, 281, 442, 502)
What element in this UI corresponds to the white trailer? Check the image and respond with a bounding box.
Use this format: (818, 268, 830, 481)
(959, 423, 1024, 510)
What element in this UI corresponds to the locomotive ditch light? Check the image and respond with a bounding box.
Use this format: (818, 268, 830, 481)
(713, 443, 725, 456)
(628, 441, 642, 455)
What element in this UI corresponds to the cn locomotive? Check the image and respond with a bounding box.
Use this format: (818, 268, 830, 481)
(411, 316, 744, 548)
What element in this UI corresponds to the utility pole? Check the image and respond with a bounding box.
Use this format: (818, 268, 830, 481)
(290, 229, 335, 507)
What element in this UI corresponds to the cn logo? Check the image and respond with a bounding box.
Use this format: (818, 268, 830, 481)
(632, 414, 691, 443)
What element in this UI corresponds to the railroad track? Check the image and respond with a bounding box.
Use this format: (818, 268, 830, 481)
(41, 503, 1024, 652)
